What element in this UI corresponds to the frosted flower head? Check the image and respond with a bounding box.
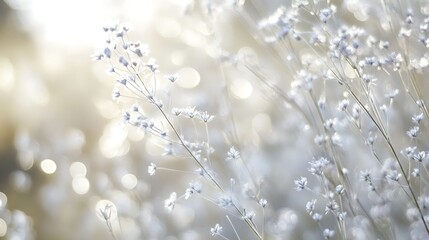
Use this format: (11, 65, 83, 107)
(258, 6, 298, 42)
(325, 200, 339, 214)
(146, 58, 159, 72)
(103, 47, 112, 59)
(337, 211, 347, 221)
(118, 56, 129, 67)
(412, 168, 420, 177)
(166, 74, 179, 83)
(335, 185, 345, 195)
(319, 5, 336, 23)
(197, 111, 215, 123)
(323, 228, 335, 239)
(226, 146, 240, 161)
(185, 181, 202, 199)
(412, 151, 427, 163)
(292, 0, 308, 8)
(412, 113, 424, 124)
(243, 210, 256, 221)
(171, 107, 183, 116)
(306, 199, 316, 215)
(419, 196, 429, 210)
(294, 177, 307, 191)
(122, 111, 131, 123)
(308, 157, 330, 176)
(378, 40, 390, 49)
(314, 135, 326, 146)
(183, 106, 197, 118)
(259, 198, 268, 208)
(402, 146, 417, 159)
(338, 99, 349, 111)
(210, 224, 223, 236)
(386, 170, 401, 182)
(148, 163, 157, 176)
(164, 192, 177, 212)
(217, 195, 233, 208)
(407, 126, 420, 138)
(360, 170, 371, 182)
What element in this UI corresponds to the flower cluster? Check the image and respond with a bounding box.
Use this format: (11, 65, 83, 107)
(94, 1, 429, 239)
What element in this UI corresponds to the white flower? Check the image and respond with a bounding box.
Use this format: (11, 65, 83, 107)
(386, 170, 401, 182)
(184, 182, 202, 199)
(148, 163, 157, 176)
(259, 198, 267, 208)
(412, 113, 424, 124)
(210, 224, 223, 236)
(306, 199, 316, 214)
(226, 146, 240, 161)
(407, 126, 419, 138)
(217, 195, 233, 208)
(294, 177, 307, 191)
(319, 5, 336, 23)
(164, 192, 177, 212)
(112, 88, 120, 100)
(243, 210, 256, 221)
(323, 228, 335, 239)
(166, 74, 179, 83)
(197, 111, 215, 123)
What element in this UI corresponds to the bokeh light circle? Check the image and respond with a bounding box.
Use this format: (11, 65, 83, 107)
(40, 159, 57, 174)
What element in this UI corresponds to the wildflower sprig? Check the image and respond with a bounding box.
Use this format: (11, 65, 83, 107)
(95, 23, 263, 239)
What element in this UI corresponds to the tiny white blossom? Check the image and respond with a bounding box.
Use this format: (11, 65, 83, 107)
(226, 146, 240, 161)
(243, 210, 256, 221)
(103, 47, 112, 58)
(171, 107, 182, 116)
(217, 195, 233, 208)
(164, 192, 177, 212)
(412, 168, 420, 177)
(308, 157, 330, 176)
(319, 5, 336, 23)
(386, 170, 401, 182)
(210, 224, 223, 236)
(412, 151, 427, 162)
(122, 111, 130, 123)
(323, 228, 335, 239)
(112, 88, 121, 100)
(335, 185, 345, 195)
(197, 111, 215, 123)
(185, 182, 202, 199)
(402, 146, 417, 159)
(325, 200, 339, 214)
(118, 56, 129, 67)
(259, 198, 268, 208)
(407, 126, 419, 138)
(412, 113, 424, 124)
(148, 163, 157, 176)
(313, 213, 323, 222)
(306, 199, 316, 214)
(166, 74, 179, 83)
(146, 58, 159, 72)
(183, 106, 197, 118)
(294, 177, 307, 191)
(338, 99, 349, 111)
